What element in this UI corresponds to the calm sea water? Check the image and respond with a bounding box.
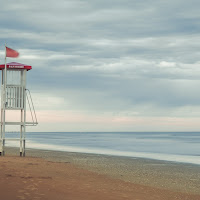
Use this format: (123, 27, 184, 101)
(6, 132, 200, 165)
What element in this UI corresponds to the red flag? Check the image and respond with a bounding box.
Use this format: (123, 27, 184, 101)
(6, 47, 19, 58)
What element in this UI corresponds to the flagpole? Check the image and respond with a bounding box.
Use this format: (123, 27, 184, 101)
(0, 43, 5, 155)
(4, 43, 7, 94)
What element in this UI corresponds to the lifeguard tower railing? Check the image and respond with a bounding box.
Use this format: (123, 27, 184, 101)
(5, 85, 24, 109)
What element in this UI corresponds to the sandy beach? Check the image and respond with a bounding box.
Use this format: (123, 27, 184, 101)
(0, 147, 200, 200)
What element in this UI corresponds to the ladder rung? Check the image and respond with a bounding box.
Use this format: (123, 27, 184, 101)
(5, 108, 22, 110)
(0, 138, 25, 141)
(5, 122, 24, 125)
(3, 122, 37, 125)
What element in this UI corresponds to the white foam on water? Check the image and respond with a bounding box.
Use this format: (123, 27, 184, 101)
(6, 140, 200, 165)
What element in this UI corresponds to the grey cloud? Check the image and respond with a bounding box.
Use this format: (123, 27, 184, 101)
(1, 0, 200, 122)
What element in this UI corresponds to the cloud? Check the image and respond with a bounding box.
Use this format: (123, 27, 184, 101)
(1, 0, 200, 131)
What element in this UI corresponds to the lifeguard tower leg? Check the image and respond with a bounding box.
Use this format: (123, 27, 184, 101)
(2, 139, 5, 156)
(0, 108, 2, 156)
(23, 71, 26, 157)
(1, 107, 5, 156)
(20, 121, 23, 156)
(21, 124, 25, 157)
(0, 140, 2, 156)
(0, 122, 2, 156)
(20, 140, 22, 156)
(22, 123, 26, 157)
(23, 139, 25, 157)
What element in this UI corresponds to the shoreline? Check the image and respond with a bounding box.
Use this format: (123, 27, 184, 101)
(4, 146, 200, 196)
(6, 143, 200, 166)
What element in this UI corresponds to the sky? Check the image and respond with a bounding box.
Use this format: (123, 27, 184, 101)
(1, 0, 200, 132)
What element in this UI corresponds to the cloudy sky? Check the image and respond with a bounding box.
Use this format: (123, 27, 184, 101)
(1, 0, 200, 132)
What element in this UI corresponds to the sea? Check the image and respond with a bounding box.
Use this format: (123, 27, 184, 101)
(6, 132, 200, 165)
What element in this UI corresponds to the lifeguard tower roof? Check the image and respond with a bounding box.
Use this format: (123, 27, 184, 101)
(0, 62, 32, 71)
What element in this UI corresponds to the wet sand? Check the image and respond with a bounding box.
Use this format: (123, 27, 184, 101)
(0, 147, 200, 200)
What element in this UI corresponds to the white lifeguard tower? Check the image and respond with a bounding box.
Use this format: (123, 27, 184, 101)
(0, 62, 38, 156)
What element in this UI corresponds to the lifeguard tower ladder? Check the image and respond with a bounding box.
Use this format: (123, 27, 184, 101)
(0, 62, 38, 156)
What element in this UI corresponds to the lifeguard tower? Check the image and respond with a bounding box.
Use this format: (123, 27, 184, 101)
(0, 62, 37, 156)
